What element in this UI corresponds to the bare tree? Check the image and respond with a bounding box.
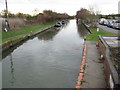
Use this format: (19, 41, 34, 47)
(76, 6, 101, 27)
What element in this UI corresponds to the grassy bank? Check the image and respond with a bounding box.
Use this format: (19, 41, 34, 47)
(1, 21, 56, 44)
(86, 27, 117, 41)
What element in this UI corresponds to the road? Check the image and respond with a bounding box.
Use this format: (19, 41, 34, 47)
(97, 24, 119, 34)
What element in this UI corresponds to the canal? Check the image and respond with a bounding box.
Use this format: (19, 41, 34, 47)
(2, 19, 89, 88)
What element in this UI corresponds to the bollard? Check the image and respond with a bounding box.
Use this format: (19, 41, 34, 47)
(97, 28, 99, 32)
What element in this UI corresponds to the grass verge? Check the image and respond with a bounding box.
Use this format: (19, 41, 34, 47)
(86, 27, 117, 41)
(1, 21, 56, 44)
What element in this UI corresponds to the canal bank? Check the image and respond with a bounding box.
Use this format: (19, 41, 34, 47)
(75, 41, 87, 88)
(76, 41, 107, 88)
(76, 21, 108, 88)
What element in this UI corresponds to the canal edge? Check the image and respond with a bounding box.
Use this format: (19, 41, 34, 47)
(82, 22, 92, 34)
(75, 41, 87, 88)
(1, 25, 54, 52)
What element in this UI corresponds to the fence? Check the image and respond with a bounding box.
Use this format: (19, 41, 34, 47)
(98, 35, 120, 89)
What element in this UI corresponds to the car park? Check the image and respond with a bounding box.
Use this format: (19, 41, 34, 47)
(99, 18, 120, 30)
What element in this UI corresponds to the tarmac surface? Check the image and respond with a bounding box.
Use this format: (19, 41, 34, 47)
(97, 24, 119, 34)
(81, 41, 107, 88)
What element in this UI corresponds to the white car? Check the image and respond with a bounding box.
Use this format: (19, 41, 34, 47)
(54, 22, 62, 27)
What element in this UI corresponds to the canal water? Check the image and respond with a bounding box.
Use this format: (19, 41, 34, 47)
(2, 19, 89, 88)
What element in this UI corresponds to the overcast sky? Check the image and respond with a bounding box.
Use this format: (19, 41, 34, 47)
(0, 0, 120, 15)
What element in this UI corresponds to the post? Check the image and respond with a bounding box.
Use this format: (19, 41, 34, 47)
(5, 0, 8, 18)
(5, 0, 10, 31)
(97, 28, 99, 32)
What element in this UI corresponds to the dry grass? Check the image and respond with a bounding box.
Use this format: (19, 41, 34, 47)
(8, 18, 26, 30)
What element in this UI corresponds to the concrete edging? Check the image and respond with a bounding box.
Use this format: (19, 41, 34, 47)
(75, 42, 87, 88)
(82, 23, 92, 34)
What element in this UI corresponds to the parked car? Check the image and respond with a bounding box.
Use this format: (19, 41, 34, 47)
(112, 23, 120, 30)
(54, 22, 62, 27)
(107, 21, 114, 28)
(103, 19, 109, 26)
(99, 18, 105, 25)
(99, 18, 110, 26)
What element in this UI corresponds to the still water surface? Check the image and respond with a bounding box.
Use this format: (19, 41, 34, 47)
(2, 20, 89, 88)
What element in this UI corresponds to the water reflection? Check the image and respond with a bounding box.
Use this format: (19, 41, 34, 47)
(2, 21, 69, 59)
(37, 21, 69, 41)
(61, 20, 70, 28)
(77, 22, 90, 38)
(2, 40, 27, 59)
(37, 27, 60, 41)
(0, 61, 2, 89)
(9, 54, 15, 86)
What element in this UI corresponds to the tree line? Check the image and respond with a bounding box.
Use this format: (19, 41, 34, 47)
(1, 10, 73, 24)
(0, 10, 74, 30)
(76, 8, 99, 27)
